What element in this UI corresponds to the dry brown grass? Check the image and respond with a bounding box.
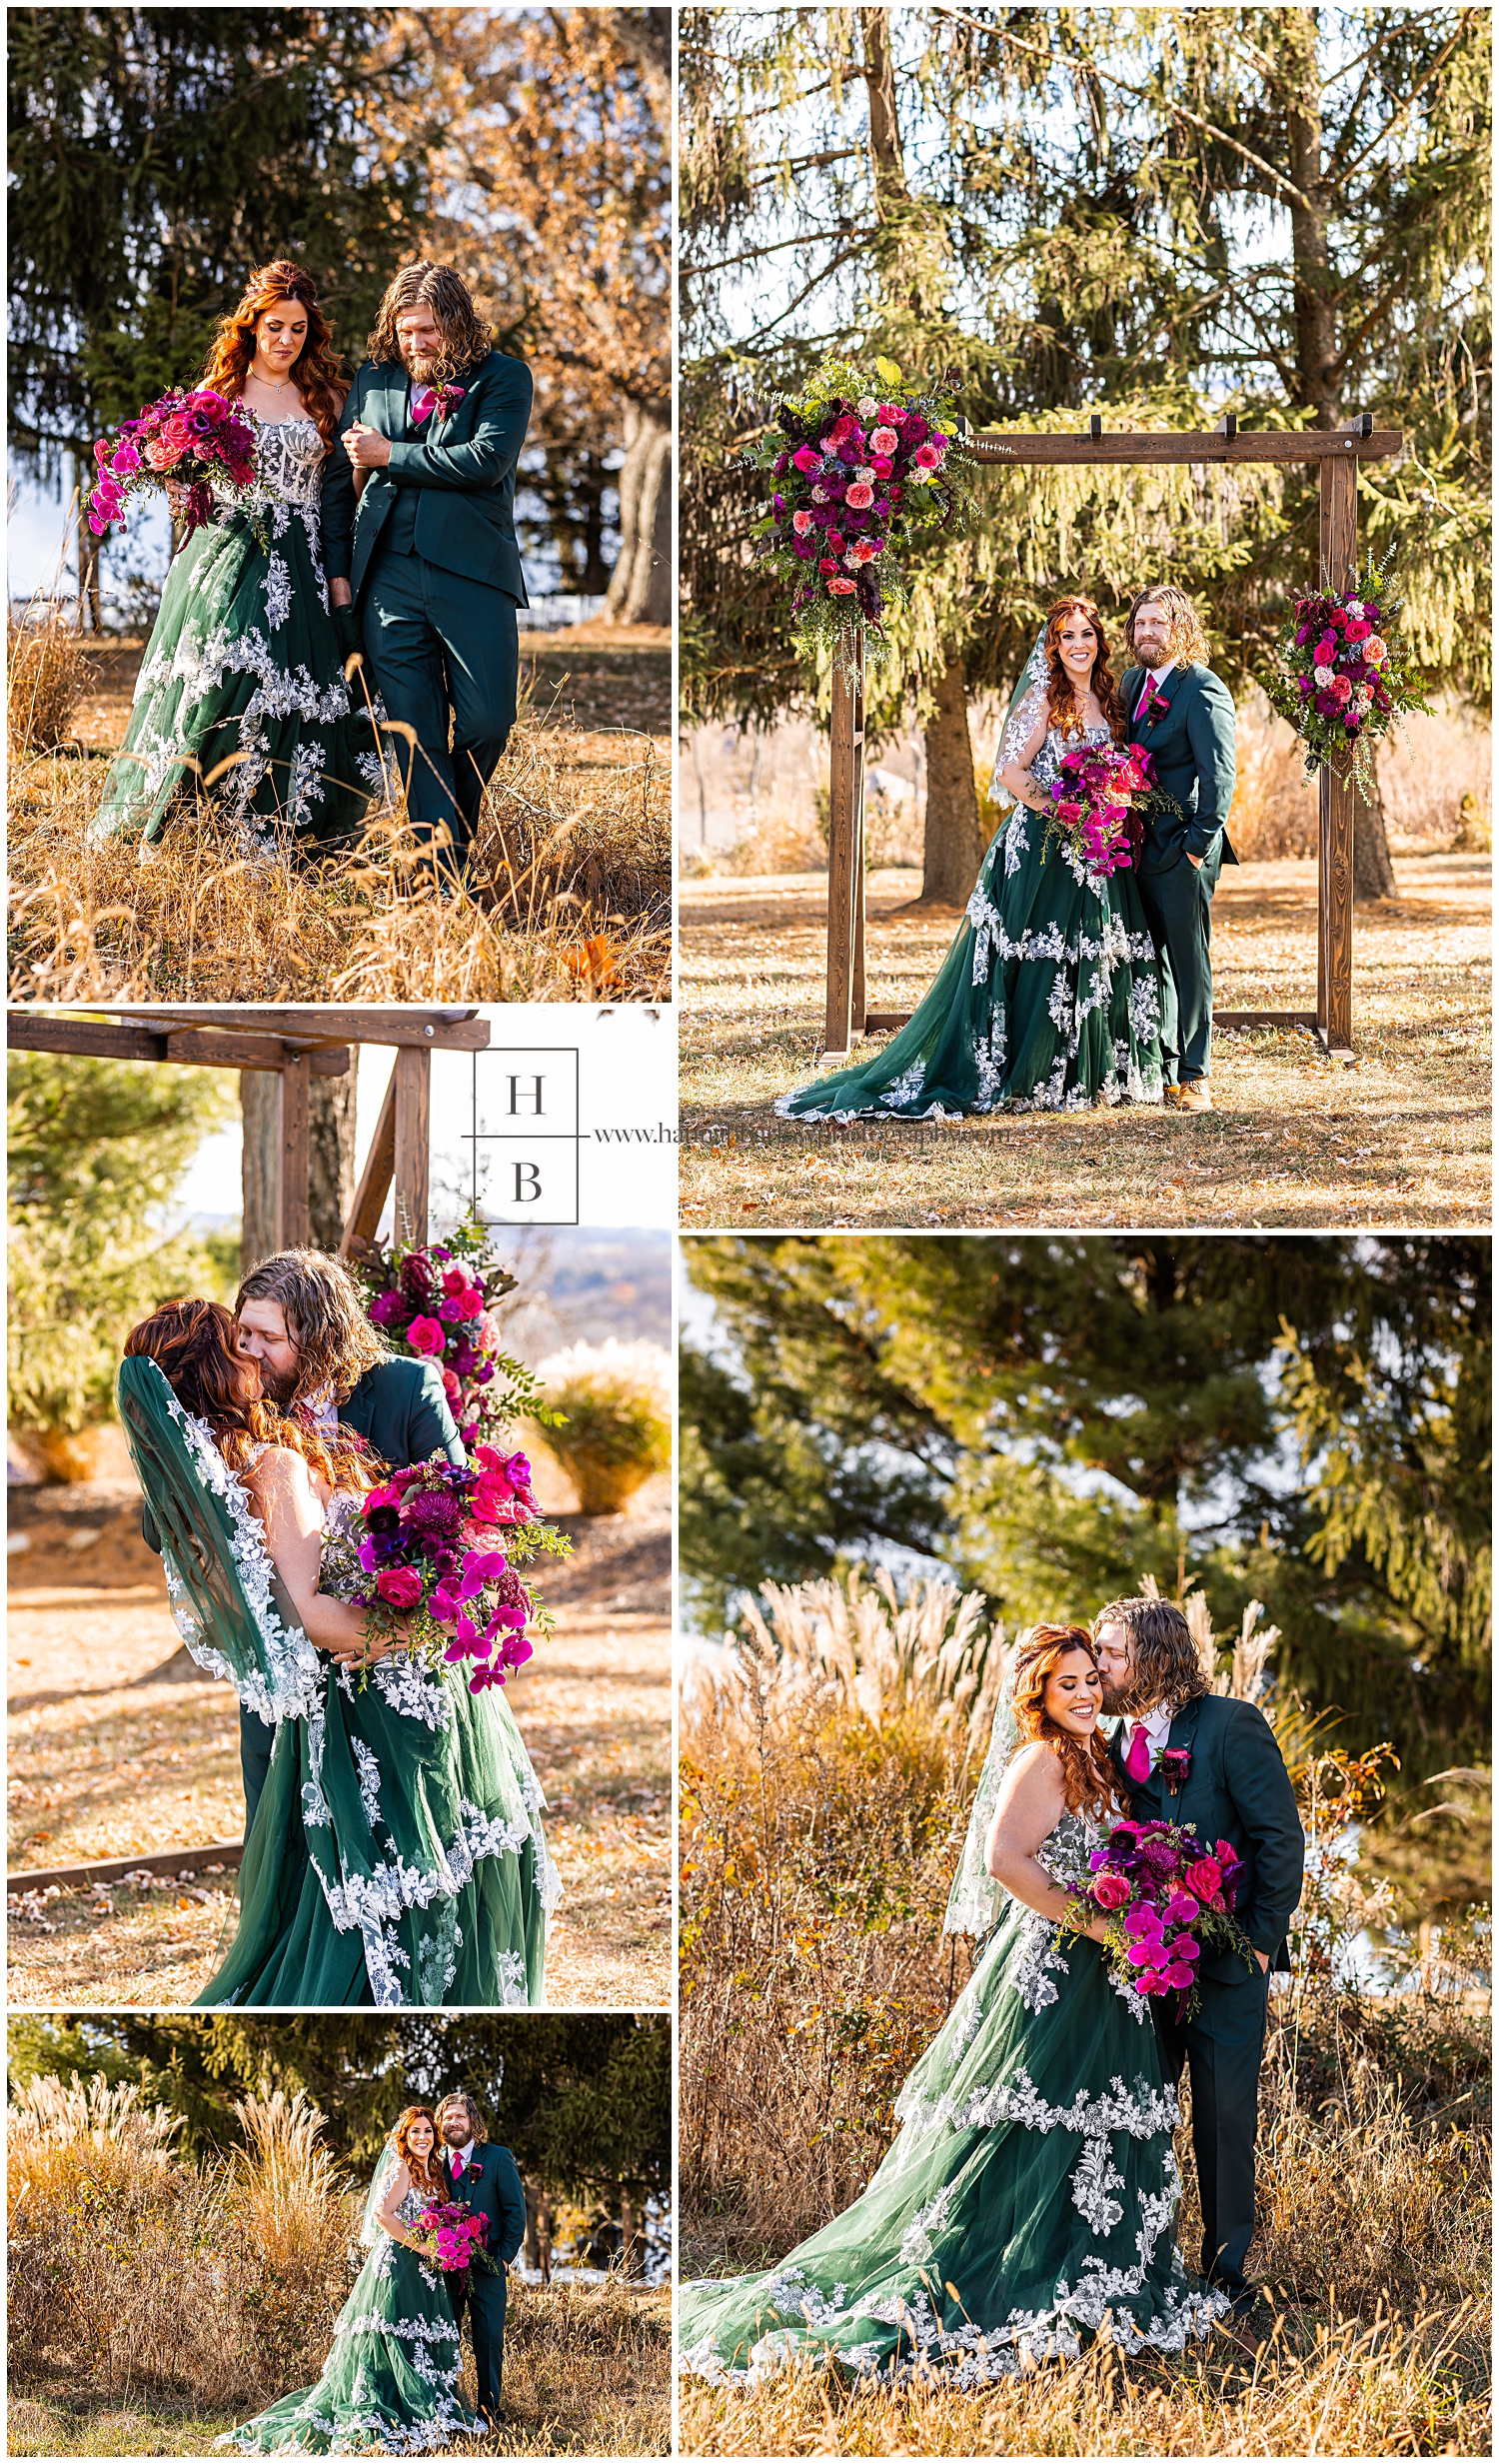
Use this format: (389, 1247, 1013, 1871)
(679, 853, 1491, 1228)
(6, 2076, 671, 2456)
(679, 1577, 1492, 2458)
(8, 711, 670, 1003)
(8, 607, 95, 755)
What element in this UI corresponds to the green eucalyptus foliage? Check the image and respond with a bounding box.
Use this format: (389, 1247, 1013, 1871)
(8, 1054, 238, 1435)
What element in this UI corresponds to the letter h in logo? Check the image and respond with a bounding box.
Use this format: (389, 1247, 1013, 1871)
(466, 1049, 581, 1224)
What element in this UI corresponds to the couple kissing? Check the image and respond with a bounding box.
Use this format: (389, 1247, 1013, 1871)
(682, 1594, 1303, 2387)
(778, 586, 1238, 1125)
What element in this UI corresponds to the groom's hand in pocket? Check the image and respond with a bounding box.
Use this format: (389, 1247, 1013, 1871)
(1185, 852, 1203, 869)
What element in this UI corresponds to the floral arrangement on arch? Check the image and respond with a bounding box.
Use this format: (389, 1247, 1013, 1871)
(1264, 549, 1430, 791)
(87, 387, 261, 542)
(352, 1217, 563, 1456)
(744, 353, 971, 662)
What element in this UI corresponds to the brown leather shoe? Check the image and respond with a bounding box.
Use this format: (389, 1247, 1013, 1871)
(1178, 1080, 1213, 1113)
(1161, 1084, 1182, 1109)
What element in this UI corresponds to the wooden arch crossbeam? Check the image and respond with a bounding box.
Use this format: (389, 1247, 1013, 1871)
(7, 1005, 492, 1251)
(820, 415, 1403, 1066)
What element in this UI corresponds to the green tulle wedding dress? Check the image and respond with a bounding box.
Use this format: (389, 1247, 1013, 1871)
(92, 417, 389, 854)
(679, 1811, 1229, 2388)
(222, 2184, 486, 2455)
(778, 721, 1165, 1122)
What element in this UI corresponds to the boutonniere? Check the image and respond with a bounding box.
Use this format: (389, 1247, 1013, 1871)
(1157, 1746, 1192, 1796)
(466, 2159, 484, 2181)
(414, 381, 466, 427)
(1146, 688, 1172, 721)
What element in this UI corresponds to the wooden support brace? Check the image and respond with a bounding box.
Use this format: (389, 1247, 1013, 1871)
(277, 1054, 311, 1246)
(393, 1045, 432, 1247)
(1317, 449, 1358, 1057)
(339, 1067, 398, 1256)
(821, 635, 867, 1061)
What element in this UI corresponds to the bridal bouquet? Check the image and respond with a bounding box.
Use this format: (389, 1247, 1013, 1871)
(321, 1448, 571, 1693)
(410, 2199, 498, 2279)
(1265, 550, 1430, 790)
(1045, 740, 1155, 878)
(86, 387, 260, 541)
(354, 1220, 563, 1456)
(1064, 1818, 1255, 2020)
(745, 353, 971, 663)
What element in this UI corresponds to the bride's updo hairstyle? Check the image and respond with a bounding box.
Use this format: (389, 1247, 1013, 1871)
(200, 261, 348, 451)
(124, 1297, 376, 1494)
(1043, 596, 1125, 745)
(392, 2104, 443, 2192)
(1010, 1623, 1125, 1820)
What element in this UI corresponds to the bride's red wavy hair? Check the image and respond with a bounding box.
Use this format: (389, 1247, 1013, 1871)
(199, 261, 347, 450)
(124, 1297, 376, 1494)
(1010, 1624, 1127, 1819)
(392, 2105, 443, 2193)
(1043, 597, 1125, 744)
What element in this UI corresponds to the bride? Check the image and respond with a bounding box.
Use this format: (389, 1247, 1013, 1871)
(223, 2104, 489, 2454)
(679, 1627, 1229, 2385)
(777, 598, 1165, 1122)
(91, 259, 388, 856)
(118, 1298, 555, 2008)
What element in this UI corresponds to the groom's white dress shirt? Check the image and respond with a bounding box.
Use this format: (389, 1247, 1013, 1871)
(449, 2138, 476, 2172)
(1135, 662, 1176, 718)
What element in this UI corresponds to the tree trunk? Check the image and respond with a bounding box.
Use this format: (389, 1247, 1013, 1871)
(308, 1072, 358, 1251)
(538, 2190, 553, 2288)
(522, 2179, 541, 2270)
(1353, 764, 1397, 901)
(860, 6, 908, 205)
(920, 649, 985, 904)
(602, 397, 671, 627)
(240, 1073, 280, 1276)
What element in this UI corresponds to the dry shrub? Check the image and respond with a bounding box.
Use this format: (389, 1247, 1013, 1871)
(534, 1337, 674, 1514)
(681, 1572, 1004, 2251)
(9, 606, 93, 755)
(8, 718, 669, 1002)
(7, 2074, 360, 2409)
(681, 1573, 1491, 2456)
(502, 2279, 672, 2455)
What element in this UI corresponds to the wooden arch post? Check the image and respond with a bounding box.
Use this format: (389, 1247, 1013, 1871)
(817, 417, 1400, 1064)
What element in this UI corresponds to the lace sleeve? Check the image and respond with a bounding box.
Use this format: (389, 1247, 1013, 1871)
(999, 680, 1048, 770)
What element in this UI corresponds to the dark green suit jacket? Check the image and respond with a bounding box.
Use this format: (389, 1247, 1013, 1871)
(322, 349, 533, 604)
(1108, 1693, 1304, 1981)
(446, 2140, 528, 2275)
(1121, 661, 1239, 877)
(340, 1355, 466, 1472)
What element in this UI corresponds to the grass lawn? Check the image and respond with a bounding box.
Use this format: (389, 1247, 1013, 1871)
(680, 853, 1491, 1227)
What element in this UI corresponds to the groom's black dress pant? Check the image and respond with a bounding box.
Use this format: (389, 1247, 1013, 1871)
(1151, 1962, 1271, 2298)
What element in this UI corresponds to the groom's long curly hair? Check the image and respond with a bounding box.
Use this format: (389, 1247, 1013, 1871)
(124, 1298, 376, 1493)
(1042, 598, 1125, 743)
(236, 1249, 388, 1408)
(368, 262, 495, 375)
(1010, 1625, 1127, 1819)
(1092, 1595, 1210, 1716)
(1124, 586, 1212, 669)
(200, 261, 348, 452)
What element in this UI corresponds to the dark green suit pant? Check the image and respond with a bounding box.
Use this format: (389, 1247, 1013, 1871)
(1137, 851, 1219, 1084)
(1151, 1963, 1271, 2296)
(362, 547, 520, 869)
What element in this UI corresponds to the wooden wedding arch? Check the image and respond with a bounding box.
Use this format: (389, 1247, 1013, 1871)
(8, 1004, 492, 1250)
(820, 413, 1403, 1065)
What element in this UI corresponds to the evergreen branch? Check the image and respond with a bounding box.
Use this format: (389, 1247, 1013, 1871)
(930, 5, 1320, 213)
(689, 224, 874, 278)
(742, 238, 874, 341)
(1334, 18, 1475, 189)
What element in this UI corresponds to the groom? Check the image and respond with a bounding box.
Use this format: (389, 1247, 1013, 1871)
(1092, 1595, 1303, 2318)
(144, 1247, 466, 1833)
(322, 259, 533, 875)
(436, 2091, 528, 2425)
(1121, 586, 1239, 1113)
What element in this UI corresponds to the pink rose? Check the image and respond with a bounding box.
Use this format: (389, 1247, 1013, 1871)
(1331, 675, 1353, 704)
(1345, 618, 1370, 643)
(827, 576, 857, 595)
(1092, 1870, 1131, 1910)
(791, 509, 813, 535)
(362, 1483, 402, 1517)
(407, 1315, 446, 1354)
(790, 444, 820, 474)
(143, 437, 179, 470)
(376, 1565, 423, 1606)
(442, 1368, 461, 1400)
(1184, 1857, 1222, 1900)
(913, 442, 941, 470)
(844, 482, 874, 509)
(1365, 637, 1388, 664)
(818, 557, 838, 575)
(870, 455, 894, 479)
(441, 1267, 469, 1296)
(869, 426, 899, 455)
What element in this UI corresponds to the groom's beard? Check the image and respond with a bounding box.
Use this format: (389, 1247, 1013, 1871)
(402, 347, 447, 383)
(254, 1362, 299, 1409)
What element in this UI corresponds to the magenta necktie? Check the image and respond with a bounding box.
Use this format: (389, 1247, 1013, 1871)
(1125, 1721, 1152, 1783)
(1135, 678, 1155, 723)
(411, 386, 438, 424)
